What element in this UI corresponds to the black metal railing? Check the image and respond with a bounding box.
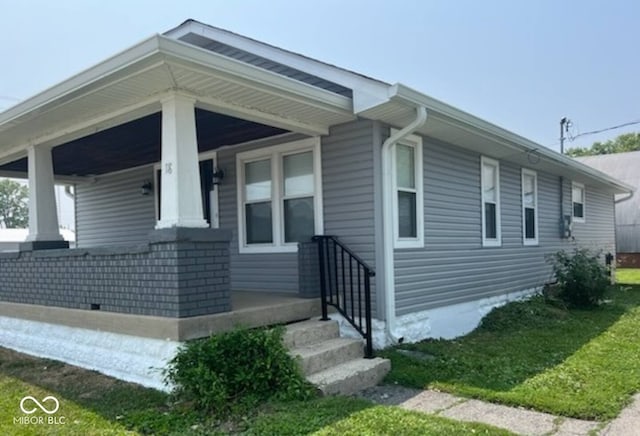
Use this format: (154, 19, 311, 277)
(312, 235, 375, 358)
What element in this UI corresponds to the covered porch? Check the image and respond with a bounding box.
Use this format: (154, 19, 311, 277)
(0, 32, 353, 330)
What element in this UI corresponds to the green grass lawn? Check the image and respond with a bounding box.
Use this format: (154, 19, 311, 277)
(617, 268, 640, 284)
(0, 348, 512, 435)
(383, 285, 640, 420)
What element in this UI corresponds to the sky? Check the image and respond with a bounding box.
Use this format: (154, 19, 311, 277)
(0, 0, 638, 153)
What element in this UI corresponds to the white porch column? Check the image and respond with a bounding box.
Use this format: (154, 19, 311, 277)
(156, 93, 208, 229)
(26, 145, 63, 242)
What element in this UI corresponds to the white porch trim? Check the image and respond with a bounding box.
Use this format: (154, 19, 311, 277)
(26, 145, 63, 242)
(155, 93, 208, 229)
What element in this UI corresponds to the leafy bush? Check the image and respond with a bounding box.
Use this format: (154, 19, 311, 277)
(547, 248, 610, 307)
(164, 326, 315, 416)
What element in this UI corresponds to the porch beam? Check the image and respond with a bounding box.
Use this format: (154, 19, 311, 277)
(195, 95, 330, 137)
(24, 145, 66, 246)
(0, 169, 92, 185)
(156, 93, 208, 229)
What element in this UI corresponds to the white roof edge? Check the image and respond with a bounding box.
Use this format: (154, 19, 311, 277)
(387, 83, 633, 193)
(0, 33, 354, 136)
(164, 19, 390, 97)
(0, 35, 163, 125)
(155, 36, 352, 110)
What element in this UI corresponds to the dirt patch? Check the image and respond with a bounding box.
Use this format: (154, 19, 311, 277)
(354, 383, 423, 406)
(0, 347, 120, 394)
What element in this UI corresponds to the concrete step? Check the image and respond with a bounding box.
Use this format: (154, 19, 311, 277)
(307, 357, 391, 396)
(282, 319, 339, 349)
(291, 337, 363, 376)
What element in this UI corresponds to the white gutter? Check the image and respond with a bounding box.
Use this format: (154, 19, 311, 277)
(615, 190, 635, 204)
(381, 106, 427, 344)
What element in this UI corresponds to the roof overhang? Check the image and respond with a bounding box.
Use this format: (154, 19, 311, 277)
(0, 34, 355, 165)
(358, 84, 633, 195)
(0, 21, 631, 196)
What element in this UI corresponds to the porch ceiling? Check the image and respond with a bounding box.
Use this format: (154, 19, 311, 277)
(0, 109, 286, 177)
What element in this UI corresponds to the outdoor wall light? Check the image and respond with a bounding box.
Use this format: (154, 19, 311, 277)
(212, 168, 225, 186)
(141, 181, 153, 196)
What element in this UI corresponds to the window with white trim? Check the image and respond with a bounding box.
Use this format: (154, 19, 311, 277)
(391, 133, 424, 248)
(522, 168, 538, 245)
(481, 156, 501, 247)
(572, 182, 585, 222)
(237, 138, 323, 253)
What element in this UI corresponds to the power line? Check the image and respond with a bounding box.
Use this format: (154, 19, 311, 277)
(569, 119, 640, 141)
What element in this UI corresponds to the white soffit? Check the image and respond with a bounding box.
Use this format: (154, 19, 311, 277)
(0, 35, 355, 163)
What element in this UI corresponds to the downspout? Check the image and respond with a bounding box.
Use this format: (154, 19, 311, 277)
(381, 106, 427, 344)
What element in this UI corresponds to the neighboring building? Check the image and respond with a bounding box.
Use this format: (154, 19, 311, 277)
(0, 20, 631, 390)
(576, 150, 640, 267)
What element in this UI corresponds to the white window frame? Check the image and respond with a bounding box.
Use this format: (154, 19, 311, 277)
(571, 181, 586, 223)
(236, 137, 323, 254)
(390, 131, 424, 249)
(481, 156, 502, 247)
(521, 168, 538, 246)
(154, 150, 219, 227)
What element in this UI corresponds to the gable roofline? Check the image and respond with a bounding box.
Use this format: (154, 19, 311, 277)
(163, 19, 391, 112)
(0, 20, 632, 194)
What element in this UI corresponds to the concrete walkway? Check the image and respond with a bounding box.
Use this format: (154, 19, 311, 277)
(400, 390, 599, 435)
(360, 386, 640, 435)
(600, 393, 640, 436)
(358, 384, 640, 436)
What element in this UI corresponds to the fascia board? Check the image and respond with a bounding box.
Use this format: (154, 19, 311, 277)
(0, 33, 354, 136)
(388, 83, 633, 194)
(0, 36, 164, 127)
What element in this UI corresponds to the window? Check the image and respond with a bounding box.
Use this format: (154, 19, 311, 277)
(522, 169, 538, 245)
(391, 132, 423, 248)
(572, 182, 585, 222)
(244, 159, 273, 243)
(237, 138, 323, 253)
(481, 156, 501, 247)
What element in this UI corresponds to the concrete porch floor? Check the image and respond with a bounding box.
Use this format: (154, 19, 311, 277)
(0, 291, 321, 342)
(178, 291, 322, 340)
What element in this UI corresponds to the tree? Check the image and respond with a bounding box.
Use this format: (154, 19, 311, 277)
(566, 132, 640, 157)
(0, 179, 28, 228)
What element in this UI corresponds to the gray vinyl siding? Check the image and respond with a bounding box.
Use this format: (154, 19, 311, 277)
(75, 166, 155, 247)
(321, 120, 377, 312)
(219, 121, 377, 295)
(218, 134, 306, 293)
(571, 183, 616, 250)
(393, 136, 616, 316)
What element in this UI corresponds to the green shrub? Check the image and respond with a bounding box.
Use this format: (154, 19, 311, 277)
(164, 326, 315, 416)
(547, 248, 610, 308)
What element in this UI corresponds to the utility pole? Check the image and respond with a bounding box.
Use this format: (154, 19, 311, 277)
(560, 117, 571, 154)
